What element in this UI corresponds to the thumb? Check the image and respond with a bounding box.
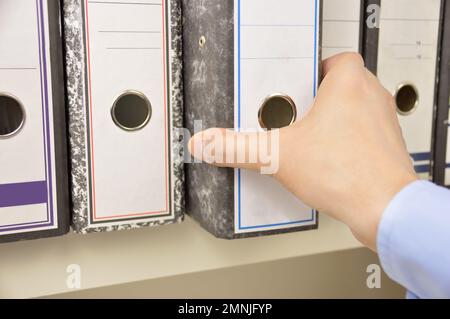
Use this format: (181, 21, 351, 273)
(188, 128, 282, 175)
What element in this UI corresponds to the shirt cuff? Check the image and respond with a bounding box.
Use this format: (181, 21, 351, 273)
(377, 180, 450, 298)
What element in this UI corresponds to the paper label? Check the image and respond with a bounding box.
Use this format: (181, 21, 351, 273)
(378, 0, 441, 178)
(323, 0, 362, 58)
(233, 0, 320, 233)
(83, 0, 174, 226)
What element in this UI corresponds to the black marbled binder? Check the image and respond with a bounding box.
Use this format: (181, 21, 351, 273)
(183, 0, 321, 239)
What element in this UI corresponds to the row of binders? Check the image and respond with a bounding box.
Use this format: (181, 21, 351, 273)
(0, 0, 449, 243)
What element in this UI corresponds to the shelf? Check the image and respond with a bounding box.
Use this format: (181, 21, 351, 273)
(0, 214, 361, 298)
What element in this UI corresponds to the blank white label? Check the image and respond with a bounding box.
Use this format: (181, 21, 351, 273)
(323, 0, 362, 58)
(0, 0, 58, 234)
(233, 0, 319, 233)
(84, 0, 173, 225)
(378, 0, 441, 178)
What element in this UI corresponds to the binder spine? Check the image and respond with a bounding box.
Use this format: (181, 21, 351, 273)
(170, 0, 186, 225)
(62, 0, 90, 233)
(358, 0, 365, 54)
(322, 0, 364, 58)
(183, 0, 236, 238)
(47, 0, 71, 238)
(373, 0, 442, 180)
(183, 0, 320, 239)
(63, 0, 184, 233)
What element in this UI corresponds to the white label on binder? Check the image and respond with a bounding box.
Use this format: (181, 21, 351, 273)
(378, 0, 441, 179)
(233, 0, 319, 233)
(83, 0, 174, 226)
(323, 0, 362, 58)
(0, 0, 58, 235)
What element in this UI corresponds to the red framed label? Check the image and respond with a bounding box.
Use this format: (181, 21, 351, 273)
(83, 0, 171, 223)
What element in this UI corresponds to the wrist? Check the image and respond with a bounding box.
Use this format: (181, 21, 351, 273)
(350, 171, 418, 251)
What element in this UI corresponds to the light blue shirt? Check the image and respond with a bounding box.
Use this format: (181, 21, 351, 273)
(378, 180, 450, 299)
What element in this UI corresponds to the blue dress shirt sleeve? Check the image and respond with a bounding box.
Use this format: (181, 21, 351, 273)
(377, 180, 450, 298)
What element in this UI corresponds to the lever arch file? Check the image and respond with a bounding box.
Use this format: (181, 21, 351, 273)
(183, 0, 321, 239)
(323, 0, 363, 59)
(365, 0, 442, 180)
(63, 0, 184, 233)
(0, 0, 70, 243)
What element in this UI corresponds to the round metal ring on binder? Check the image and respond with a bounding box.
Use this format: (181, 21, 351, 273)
(395, 83, 420, 116)
(0, 92, 26, 139)
(111, 90, 152, 132)
(199, 35, 206, 48)
(258, 93, 297, 130)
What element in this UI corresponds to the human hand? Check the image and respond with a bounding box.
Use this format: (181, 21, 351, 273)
(188, 53, 418, 251)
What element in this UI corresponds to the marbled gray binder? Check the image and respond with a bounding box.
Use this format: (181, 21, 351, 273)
(62, 0, 184, 233)
(183, 0, 321, 239)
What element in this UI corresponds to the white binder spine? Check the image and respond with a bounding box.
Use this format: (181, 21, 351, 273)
(323, 0, 363, 58)
(377, 0, 442, 180)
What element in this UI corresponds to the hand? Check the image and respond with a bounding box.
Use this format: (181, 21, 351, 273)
(188, 53, 418, 251)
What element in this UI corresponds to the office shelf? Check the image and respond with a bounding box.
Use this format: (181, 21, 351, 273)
(0, 215, 360, 298)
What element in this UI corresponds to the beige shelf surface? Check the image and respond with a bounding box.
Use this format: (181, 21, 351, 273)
(0, 215, 361, 298)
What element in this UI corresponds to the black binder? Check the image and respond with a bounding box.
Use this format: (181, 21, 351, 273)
(183, 0, 321, 239)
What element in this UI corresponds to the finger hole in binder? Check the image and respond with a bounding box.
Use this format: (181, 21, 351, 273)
(395, 83, 419, 116)
(258, 94, 297, 130)
(0, 93, 26, 138)
(111, 90, 152, 132)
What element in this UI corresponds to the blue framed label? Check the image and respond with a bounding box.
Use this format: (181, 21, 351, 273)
(234, 0, 320, 233)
